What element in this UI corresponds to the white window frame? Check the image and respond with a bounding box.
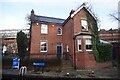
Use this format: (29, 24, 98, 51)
(41, 24, 48, 34)
(57, 28, 62, 35)
(85, 38, 92, 51)
(77, 39, 82, 51)
(40, 41, 48, 52)
(81, 19, 88, 31)
(66, 45, 69, 52)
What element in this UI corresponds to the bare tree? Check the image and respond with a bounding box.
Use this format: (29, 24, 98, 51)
(110, 10, 120, 78)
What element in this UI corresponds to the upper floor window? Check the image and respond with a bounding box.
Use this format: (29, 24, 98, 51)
(57, 28, 62, 35)
(86, 39, 92, 51)
(77, 39, 82, 51)
(40, 41, 48, 52)
(81, 20, 88, 31)
(41, 24, 48, 34)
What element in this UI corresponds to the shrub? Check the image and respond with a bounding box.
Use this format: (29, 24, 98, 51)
(2, 54, 62, 71)
(20, 57, 62, 71)
(97, 43, 113, 62)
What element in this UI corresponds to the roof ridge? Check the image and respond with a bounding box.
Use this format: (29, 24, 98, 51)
(35, 15, 65, 20)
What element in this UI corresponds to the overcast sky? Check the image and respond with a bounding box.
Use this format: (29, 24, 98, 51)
(0, 0, 119, 30)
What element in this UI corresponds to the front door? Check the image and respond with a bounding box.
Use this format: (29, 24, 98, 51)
(57, 43, 62, 59)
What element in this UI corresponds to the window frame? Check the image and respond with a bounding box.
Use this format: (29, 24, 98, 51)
(85, 38, 92, 51)
(81, 19, 88, 31)
(40, 41, 48, 52)
(66, 45, 69, 52)
(57, 28, 62, 35)
(77, 39, 82, 51)
(41, 24, 48, 34)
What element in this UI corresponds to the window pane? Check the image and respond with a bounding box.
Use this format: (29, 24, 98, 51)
(86, 39, 92, 51)
(86, 39, 91, 44)
(77, 39, 82, 51)
(41, 24, 48, 34)
(78, 39, 81, 44)
(66, 45, 69, 52)
(57, 28, 62, 35)
(40, 41, 47, 52)
(79, 45, 81, 50)
(81, 20, 88, 30)
(86, 45, 92, 49)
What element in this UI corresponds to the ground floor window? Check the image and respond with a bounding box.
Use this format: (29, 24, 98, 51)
(66, 44, 69, 52)
(86, 39, 92, 51)
(77, 39, 82, 51)
(40, 41, 48, 52)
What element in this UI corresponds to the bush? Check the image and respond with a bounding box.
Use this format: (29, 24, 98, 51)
(2, 55, 62, 71)
(20, 57, 62, 71)
(97, 43, 113, 62)
(31, 58, 61, 66)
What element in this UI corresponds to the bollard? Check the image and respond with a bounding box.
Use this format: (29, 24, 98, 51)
(19, 66, 27, 76)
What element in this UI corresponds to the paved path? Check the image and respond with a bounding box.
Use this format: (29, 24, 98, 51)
(1, 60, 119, 78)
(1, 66, 118, 78)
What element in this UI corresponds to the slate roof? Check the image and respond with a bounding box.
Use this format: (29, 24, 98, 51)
(31, 15, 65, 25)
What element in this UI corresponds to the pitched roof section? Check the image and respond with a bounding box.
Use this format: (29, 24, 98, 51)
(71, 4, 97, 20)
(32, 15, 65, 25)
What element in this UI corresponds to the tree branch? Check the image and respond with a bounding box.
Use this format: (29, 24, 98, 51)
(109, 14, 120, 22)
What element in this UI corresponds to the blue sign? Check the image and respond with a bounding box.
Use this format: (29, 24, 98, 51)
(33, 62, 45, 67)
(12, 58, 20, 69)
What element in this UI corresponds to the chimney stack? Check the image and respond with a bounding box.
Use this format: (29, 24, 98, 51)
(31, 9, 34, 16)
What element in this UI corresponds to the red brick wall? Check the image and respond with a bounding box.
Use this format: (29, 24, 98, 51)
(76, 52, 85, 69)
(73, 8, 88, 34)
(71, 8, 97, 69)
(30, 8, 111, 69)
(30, 23, 63, 55)
(63, 18, 74, 65)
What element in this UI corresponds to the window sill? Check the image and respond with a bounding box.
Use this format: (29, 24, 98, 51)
(41, 33, 48, 35)
(77, 50, 82, 52)
(82, 29, 88, 32)
(40, 51, 47, 53)
(57, 34, 62, 36)
(86, 50, 92, 51)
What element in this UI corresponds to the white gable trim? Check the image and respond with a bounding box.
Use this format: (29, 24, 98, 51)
(71, 5, 97, 21)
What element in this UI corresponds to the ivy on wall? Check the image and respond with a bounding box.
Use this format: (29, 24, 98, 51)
(87, 12, 112, 62)
(87, 14, 100, 61)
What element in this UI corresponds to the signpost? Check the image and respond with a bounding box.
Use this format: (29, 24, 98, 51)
(12, 58, 20, 69)
(33, 62, 45, 73)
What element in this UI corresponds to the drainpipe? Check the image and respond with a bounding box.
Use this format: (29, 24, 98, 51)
(71, 17, 76, 69)
(73, 37, 76, 69)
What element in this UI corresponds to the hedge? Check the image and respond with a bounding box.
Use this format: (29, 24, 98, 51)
(2, 56, 62, 71)
(97, 43, 113, 62)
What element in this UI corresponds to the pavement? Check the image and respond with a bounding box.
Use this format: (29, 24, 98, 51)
(1, 60, 119, 79)
(1, 66, 118, 79)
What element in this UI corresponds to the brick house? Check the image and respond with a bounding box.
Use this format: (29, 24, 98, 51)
(29, 5, 105, 69)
